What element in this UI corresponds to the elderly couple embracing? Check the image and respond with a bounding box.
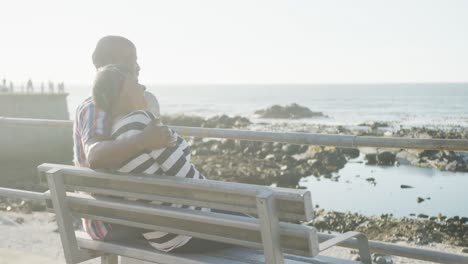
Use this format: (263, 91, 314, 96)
(74, 36, 231, 253)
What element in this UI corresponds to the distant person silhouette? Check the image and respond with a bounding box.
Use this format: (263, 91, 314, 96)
(58, 82, 65, 93)
(9, 82, 14, 93)
(26, 79, 33, 93)
(41, 82, 45, 93)
(48, 81, 54, 93)
(2, 78, 5, 88)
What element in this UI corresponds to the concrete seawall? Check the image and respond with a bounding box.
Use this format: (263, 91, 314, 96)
(0, 93, 72, 190)
(0, 93, 69, 120)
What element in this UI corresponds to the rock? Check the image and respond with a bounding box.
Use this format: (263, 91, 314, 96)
(254, 103, 326, 119)
(417, 214, 429, 219)
(308, 147, 348, 176)
(375, 255, 393, 264)
(204, 115, 252, 128)
(256, 150, 267, 159)
(220, 139, 236, 150)
(341, 148, 360, 159)
(419, 150, 440, 160)
(281, 144, 301, 155)
(359, 122, 390, 130)
(400, 184, 414, 189)
(462, 248, 468, 254)
(377, 152, 396, 166)
(162, 114, 251, 129)
(162, 114, 205, 127)
(365, 153, 378, 165)
(265, 154, 276, 161)
(417, 197, 425, 203)
(210, 143, 220, 153)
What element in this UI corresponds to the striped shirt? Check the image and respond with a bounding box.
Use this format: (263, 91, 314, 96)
(73, 97, 108, 167)
(82, 110, 208, 252)
(73, 92, 160, 168)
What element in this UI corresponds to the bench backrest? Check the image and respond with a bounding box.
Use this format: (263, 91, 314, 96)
(39, 163, 319, 264)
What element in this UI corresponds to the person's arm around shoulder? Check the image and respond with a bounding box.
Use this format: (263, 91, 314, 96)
(87, 119, 173, 169)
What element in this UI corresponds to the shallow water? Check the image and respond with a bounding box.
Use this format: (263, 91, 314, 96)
(299, 157, 468, 218)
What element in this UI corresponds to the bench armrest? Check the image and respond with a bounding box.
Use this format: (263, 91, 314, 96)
(319, 231, 371, 264)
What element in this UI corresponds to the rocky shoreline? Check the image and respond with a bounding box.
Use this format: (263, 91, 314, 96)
(161, 114, 468, 190)
(313, 210, 468, 248)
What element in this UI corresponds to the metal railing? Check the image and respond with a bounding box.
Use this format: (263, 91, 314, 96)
(1, 116, 468, 263)
(1, 116, 468, 151)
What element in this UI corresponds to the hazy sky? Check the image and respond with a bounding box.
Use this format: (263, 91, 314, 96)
(1, 0, 467, 85)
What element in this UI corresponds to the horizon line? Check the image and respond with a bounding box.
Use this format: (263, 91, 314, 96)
(64, 81, 468, 87)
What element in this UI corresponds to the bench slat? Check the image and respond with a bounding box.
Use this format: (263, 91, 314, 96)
(76, 234, 329, 264)
(66, 193, 318, 257)
(38, 163, 314, 222)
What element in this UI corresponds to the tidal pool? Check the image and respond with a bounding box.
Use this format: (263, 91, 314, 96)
(299, 157, 468, 218)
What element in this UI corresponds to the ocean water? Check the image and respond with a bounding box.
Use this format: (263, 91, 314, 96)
(67, 83, 468, 129)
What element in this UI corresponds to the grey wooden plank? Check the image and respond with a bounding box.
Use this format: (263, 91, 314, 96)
(46, 169, 99, 264)
(77, 238, 250, 264)
(38, 163, 313, 222)
(76, 236, 355, 264)
(101, 255, 118, 264)
(66, 193, 316, 256)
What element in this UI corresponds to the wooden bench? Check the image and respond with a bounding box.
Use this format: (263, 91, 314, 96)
(38, 163, 372, 264)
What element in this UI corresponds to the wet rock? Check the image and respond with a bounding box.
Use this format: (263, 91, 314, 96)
(374, 255, 393, 264)
(264, 154, 276, 162)
(255, 103, 326, 119)
(204, 115, 252, 128)
(281, 144, 301, 155)
(377, 152, 396, 166)
(256, 150, 267, 159)
(162, 114, 205, 127)
(162, 114, 251, 129)
(417, 197, 425, 203)
(417, 214, 429, 219)
(311, 209, 468, 248)
(220, 139, 236, 150)
(462, 248, 468, 254)
(359, 122, 390, 130)
(365, 154, 378, 165)
(400, 184, 414, 189)
(308, 147, 349, 176)
(366, 177, 376, 185)
(341, 148, 360, 159)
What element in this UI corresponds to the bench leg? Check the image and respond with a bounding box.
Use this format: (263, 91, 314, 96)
(101, 255, 118, 264)
(256, 190, 284, 264)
